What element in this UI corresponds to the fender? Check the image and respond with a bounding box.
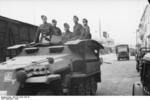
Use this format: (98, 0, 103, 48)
(25, 74, 61, 83)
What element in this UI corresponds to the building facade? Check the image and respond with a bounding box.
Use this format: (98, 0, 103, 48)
(137, 4, 150, 48)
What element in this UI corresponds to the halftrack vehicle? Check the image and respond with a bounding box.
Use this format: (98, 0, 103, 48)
(133, 53, 150, 95)
(0, 37, 104, 95)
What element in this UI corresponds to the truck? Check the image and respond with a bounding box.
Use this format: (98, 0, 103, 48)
(0, 37, 104, 95)
(116, 44, 130, 61)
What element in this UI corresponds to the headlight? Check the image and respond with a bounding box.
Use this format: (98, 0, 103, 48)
(47, 57, 54, 64)
(15, 70, 27, 83)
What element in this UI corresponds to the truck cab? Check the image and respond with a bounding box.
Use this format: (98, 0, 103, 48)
(116, 44, 130, 61)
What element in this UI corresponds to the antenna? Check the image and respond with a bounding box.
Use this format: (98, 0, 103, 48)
(32, 0, 36, 25)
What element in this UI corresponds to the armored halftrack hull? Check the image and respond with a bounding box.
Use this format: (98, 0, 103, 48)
(0, 39, 104, 95)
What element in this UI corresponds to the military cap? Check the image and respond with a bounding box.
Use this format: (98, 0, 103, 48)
(41, 15, 47, 19)
(64, 23, 70, 28)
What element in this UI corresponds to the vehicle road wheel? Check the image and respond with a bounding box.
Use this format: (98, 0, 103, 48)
(90, 78, 97, 95)
(85, 79, 91, 95)
(51, 80, 62, 95)
(77, 81, 86, 95)
(117, 58, 120, 61)
(70, 80, 86, 95)
(132, 82, 144, 96)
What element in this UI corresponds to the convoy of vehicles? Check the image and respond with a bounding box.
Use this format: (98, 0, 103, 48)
(0, 37, 104, 95)
(115, 44, 130, 61)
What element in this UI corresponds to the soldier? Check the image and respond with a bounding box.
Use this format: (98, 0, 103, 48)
(62, 23, 73, 43)
(52, 19, 62, 36)
(72, 16, 85, 40)
(34, 15, 53, 43)
(82, 18, 91, 39)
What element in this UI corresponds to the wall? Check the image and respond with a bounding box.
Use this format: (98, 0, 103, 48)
(0, 16, 37, 62)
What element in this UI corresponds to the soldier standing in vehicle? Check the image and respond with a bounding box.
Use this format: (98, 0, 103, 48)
(62, 23, 73, 43)
(82, 18, 92, 39)
(52, 19, 62, 36)
(35, 15, 54, 43)
(72, 16, 85, 40)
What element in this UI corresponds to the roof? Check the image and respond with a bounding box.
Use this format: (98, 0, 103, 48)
(0, 16, 37, 27)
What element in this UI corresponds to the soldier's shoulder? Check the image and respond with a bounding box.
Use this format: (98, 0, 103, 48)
(47, 23, 53, 26)
(57, 26, 61, 29)
(78, 23, 83, 28)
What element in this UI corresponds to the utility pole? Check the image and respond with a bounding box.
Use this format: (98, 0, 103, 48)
(136, 30, 138, 48)
(99, 19, 101, 39)
(32, 0, 36, 25)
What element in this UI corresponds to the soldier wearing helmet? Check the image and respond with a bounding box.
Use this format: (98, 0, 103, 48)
(52, 19, 62, 36)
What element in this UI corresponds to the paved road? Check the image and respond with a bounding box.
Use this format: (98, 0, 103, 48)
(97, 54, 140, 95)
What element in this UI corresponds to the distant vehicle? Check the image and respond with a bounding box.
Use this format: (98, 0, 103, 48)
(0, 38, 104, 95)
(116, 44, 130, 61)
(133, 53, 150, 95)
(135, 47, 150, 72)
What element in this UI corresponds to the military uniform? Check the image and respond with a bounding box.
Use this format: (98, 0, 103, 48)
(53, 26, 62, 36)
(72, 23, 85, 40)
(35, 23, 53, 43)
(83, 25, 91, 39)
(62, 31, 73, 43)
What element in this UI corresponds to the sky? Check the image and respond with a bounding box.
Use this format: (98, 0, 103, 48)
(0, 0, 148, 45)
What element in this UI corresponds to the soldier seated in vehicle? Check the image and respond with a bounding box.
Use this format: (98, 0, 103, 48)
(52, 19, 62, 36)
(82, 18, 92, 39)
(71, 16, 86, 40)
(34, 15, 54, 43)
(61, 23, 73, 43)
